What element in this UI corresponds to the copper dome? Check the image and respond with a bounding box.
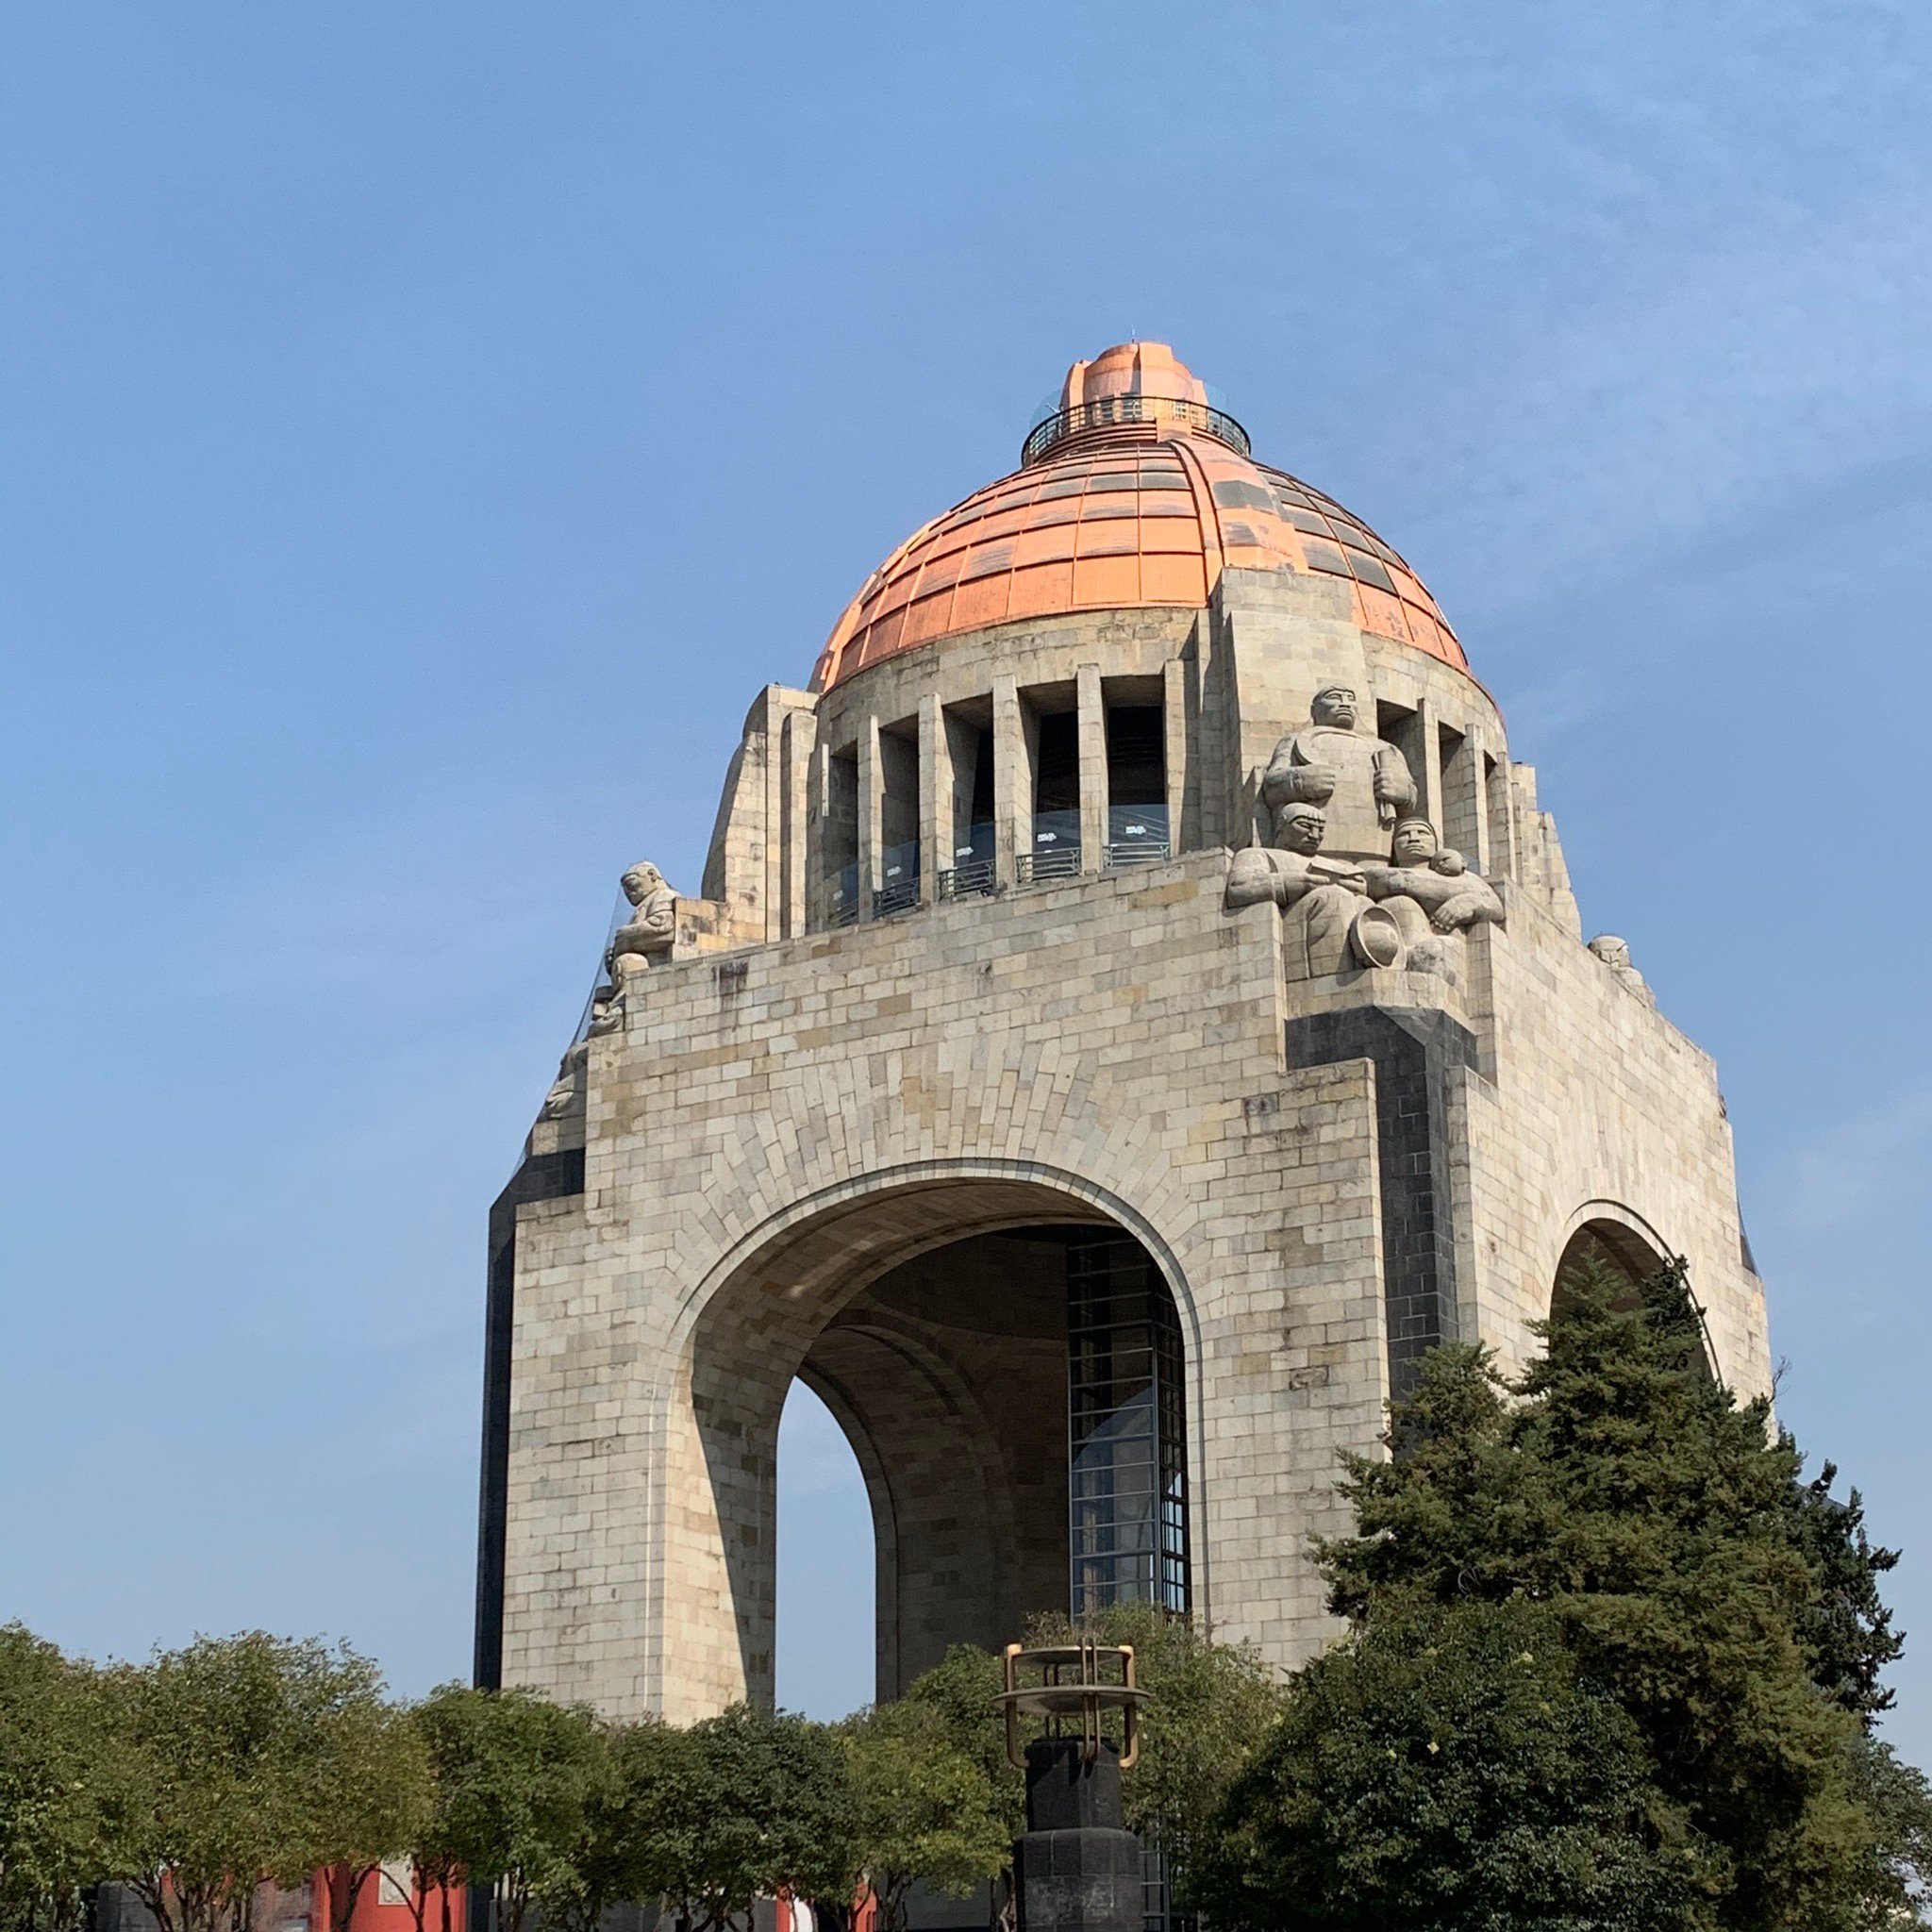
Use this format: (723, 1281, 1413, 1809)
(811, 343, 1466, 692)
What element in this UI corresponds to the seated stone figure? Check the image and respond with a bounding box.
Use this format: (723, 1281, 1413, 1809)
(1363, 817, 1505, 935)
(1589, 933, 1656, 1007)
(541, 986, 623, 1120)
(1225, 801, 1366, 909)
(1259, 685, 1417, 864)
(606, 860, 677, 975)
(1225, 802, 1404, 975)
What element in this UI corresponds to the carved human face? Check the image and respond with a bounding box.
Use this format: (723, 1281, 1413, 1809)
(622, 863, 661, 906)
(1391, 819, 1438, 866)
(1590, 936, 1632, 970)
(1311, 686, 1357, 730)
(1276, 805, 1325, 856)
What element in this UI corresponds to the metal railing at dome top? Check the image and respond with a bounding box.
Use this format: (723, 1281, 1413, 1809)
(1022, 392, 1250, 466)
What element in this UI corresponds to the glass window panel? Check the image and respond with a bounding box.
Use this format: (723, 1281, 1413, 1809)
(1065, 1233, 1191, 1618)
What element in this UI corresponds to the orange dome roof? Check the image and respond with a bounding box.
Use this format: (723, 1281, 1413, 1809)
(811, 344, 1465, 693)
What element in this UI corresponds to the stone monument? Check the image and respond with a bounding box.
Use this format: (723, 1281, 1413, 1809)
(475, 343, 1774, 1825)
(605, 860, 676, 975)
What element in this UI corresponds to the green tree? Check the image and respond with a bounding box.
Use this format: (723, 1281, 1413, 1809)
(530, 1719, 675, 1932)
(306, 1686, 431, 1932)
(111, 1633, 408, 1932)
(0, 1627, 127, 1932)
(898, 1644, 1025, 1932)
(408, 1685, 605, 1932)
(1782, 1455, 1904, 1726)
(1196, 1597, 1698, 1932)
(836, 1700, 1009, 1932)
(1203, 1257, 1932, 1931)
(647, 1706, 857, 1932)
(899, 1645, 1024, 1841)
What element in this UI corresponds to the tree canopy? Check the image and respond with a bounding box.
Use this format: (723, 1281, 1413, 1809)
(835, 1697, 1010, 1932)
(1198, 1259, 1932, 1932)
(1200, 1595, 1694, 1932)
(408, 1682, 604, 1932)
(640, 1705, 857, 1932)
(0, 1626, 129, 1932)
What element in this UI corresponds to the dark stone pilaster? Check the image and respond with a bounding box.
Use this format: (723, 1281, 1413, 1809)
(1285, 1006, 1476, 1398)
(473, 1145, 585, 1690)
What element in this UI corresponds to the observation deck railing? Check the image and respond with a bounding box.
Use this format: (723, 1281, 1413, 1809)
(1022, 392, 1250, 466)
(1017, 846, 1081, 885)
(873, 839, 921, 918)
(1023, 811, 1082, 885)
(938, 857, 997, 900)
(827, 861, 859, 928)
(833, 812, 1178, 920)
(1106, 805, 1171, 871)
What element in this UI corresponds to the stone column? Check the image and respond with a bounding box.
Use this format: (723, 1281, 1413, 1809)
(993, 673, 1024, 888)
(1510, 763, 1548, 897)
(1485, 743, 1518, 882)
(779, 708, 814, 939)
(918, 692, 946, 907)
(858, 714, 884, 921)
(1162, 658, 1188, 858)
(1014, 1740, 1141, 1932)
(803, 739, 827, 929)
(1465, 721, 1493, 876)
(1416, 695, 1445, 841)
(1076, 664, 1107, 874)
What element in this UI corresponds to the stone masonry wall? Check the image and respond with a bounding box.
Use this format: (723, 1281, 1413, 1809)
(495, 852, 1770, 1724)
(1463, 887, 1770, 1391)
(500, 852, 1390, 1721)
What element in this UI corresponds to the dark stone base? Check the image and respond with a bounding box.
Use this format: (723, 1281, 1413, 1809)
(1013, 1827, 1142, 1932)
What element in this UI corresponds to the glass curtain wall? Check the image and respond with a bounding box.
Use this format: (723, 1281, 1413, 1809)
(1064, 1233, 1192, 1932)
(824, 750, 859, 926)
(877, 728, 921, 915)
(1104, 705, 1169, 866)
(1066, 1236, 1190, 1615)
(942, 713, 996, 896)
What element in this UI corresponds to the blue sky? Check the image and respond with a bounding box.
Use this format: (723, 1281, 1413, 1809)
(4, 1, 1930, 1745)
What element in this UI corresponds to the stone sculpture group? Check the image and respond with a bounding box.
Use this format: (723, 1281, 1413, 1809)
(1228, 685, 1654, 999)
(1228, 686, 1503, 977)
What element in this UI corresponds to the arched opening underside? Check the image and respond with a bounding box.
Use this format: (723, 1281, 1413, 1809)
(683, 1174, 1192, 1708)
(1555, 1216, 1667, 1305)
(1552, 1212, 1715, 1383)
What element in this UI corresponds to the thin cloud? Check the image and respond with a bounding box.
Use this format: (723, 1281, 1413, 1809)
(1414, 186, 1932, 623)
(1783, 1088, 1932, 1233)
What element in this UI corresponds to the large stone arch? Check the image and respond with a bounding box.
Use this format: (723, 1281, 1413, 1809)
(1548, 1199, 1716, 1382)
(659, 1161, 1203, 1718)
(1551, 1200, 1674, 1302)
